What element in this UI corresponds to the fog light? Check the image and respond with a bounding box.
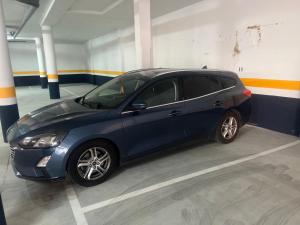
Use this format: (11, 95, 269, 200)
(36, 156, 51, 167)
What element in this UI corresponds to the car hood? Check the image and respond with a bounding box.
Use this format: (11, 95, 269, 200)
(7, 99, 103, 141)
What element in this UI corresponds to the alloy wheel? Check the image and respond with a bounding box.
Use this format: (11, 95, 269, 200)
(221, 116, 238, 140)
(77, 147, 111, 180)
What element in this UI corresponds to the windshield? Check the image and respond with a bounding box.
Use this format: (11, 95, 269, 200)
(80, 74, 149, 109)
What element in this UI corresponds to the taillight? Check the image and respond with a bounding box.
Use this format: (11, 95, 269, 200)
(243, 89, 252, 97)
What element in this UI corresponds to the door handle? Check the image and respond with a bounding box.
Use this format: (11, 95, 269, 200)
(169, 110, 181, 117)
(214, 100, 224, 107)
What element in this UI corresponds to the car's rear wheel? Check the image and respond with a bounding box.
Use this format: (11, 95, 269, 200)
(215, 111, 240, 144)
(68, 140, 117, 187)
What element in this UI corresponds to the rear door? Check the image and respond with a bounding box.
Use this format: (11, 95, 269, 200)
(181, 72, 225, 138)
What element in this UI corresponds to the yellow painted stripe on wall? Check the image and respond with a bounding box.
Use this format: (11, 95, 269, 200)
(13, 69, 124, 76)
(13, 70, 89, 75)
(12, 70, 300, 90)
(13, 71, 40, 75)
(241, 78, 300, 91)
(89, 70, 124, 75)
(47, 74, 58, 79)
(0, 87, 16, 98)
(58, 69, 89, 73)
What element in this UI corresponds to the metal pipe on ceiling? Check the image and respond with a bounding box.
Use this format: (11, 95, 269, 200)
(8, 38, 35, 43)
(12, 0, 39, 39)
(16, 0, 39, 7)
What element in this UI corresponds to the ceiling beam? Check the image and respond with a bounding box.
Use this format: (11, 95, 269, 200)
(67, 0, 126, 16)
(40, 0, 76, 26)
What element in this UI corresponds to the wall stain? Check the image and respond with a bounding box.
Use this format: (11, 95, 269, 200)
(247, 25, 262, 43)
(233, 31, 241, 56)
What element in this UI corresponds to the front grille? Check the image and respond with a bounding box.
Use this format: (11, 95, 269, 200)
(10, 145, 16, 160)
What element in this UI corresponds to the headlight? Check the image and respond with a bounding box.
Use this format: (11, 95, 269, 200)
(19, 134, 61, 149)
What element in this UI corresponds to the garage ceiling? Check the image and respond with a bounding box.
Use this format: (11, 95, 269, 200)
(3, 0, 203, 42)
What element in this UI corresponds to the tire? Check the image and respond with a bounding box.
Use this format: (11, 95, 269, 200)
(215, 111, 240, 144)
(68, 140, 118, 187)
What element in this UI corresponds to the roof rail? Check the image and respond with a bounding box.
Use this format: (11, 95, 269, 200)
(125, 68, 170, 74)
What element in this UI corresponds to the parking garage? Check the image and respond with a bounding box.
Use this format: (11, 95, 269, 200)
(0, 0, 299, 225)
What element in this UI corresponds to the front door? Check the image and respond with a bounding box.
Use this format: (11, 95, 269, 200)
(121, 77, 186, 157)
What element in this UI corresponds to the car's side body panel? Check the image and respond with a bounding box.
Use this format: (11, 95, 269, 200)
(8, 69, 252, 181)
(121, 101, 187, 157)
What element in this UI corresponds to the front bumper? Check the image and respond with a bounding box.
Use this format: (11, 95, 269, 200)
(11, 163, 64, 182)
(10, 144, 67, 181)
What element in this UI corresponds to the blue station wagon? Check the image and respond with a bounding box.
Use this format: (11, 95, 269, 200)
(7, 68, 251, 186)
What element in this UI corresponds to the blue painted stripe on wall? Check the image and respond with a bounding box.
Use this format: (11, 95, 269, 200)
(59, 74, 113, 85)
(93, 75, 113, 85)
(59, 74, 90, 84)
(40, 77, 48, 89)
(249, 94, 300, 136)
(14, 76, 40, 86)
(13, 74, 114, 86)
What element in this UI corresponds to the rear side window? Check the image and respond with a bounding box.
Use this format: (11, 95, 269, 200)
(218, 77, 236, 88)
(135, 79, 178, 107)
(183, 75, 222, 99)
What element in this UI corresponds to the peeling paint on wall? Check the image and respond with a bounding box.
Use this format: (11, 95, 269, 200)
(247, 25, 262, 43)
(233, 31, 241, 56)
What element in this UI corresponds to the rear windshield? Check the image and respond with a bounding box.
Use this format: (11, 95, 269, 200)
(218, 77, 236, 88)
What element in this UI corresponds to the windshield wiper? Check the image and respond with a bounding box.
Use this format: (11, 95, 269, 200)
(78, 96, 92, 108)
(78, 96, 89, 107)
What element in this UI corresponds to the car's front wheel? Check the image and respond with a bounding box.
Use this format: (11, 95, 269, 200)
(68, 140, 117, 187)
(215, 111, 240, 144)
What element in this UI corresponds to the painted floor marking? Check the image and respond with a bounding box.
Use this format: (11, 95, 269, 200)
(61, 87, 80, 97)
(65, 185, 88, 225)
(81, 140, 300, 213)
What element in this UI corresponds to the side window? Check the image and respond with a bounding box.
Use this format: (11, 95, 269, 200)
(183, 75, 222, 100)
(218, 77, 236, 88)
(135, 79, 178, 107)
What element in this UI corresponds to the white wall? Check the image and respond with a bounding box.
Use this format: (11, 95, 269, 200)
(86, 28, 136, 74)
(55, 43, 88, 71)
(152, 0, 300, 98)
(86, 0, 300, 98)
(9, 42, 38, 72)
(8, 41, 88, 74)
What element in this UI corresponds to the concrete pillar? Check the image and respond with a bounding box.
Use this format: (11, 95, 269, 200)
(41, 26, 60, 99)
(0, 0, 19, 142)
(134, 0, 152, 69)
(35, 37, 47, 89)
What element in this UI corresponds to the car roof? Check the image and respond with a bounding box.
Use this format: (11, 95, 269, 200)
(124, 68, 237, 79)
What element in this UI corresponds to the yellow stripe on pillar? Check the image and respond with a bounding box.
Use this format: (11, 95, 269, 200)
(47, 74, 58, 79)
(0, 87, 16, 98)
(39, 71, 47, 76)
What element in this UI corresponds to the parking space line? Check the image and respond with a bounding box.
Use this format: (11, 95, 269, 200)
(82, 140, 300, 213)
(65, 185, 88, 225)
(61, 87, 80, 97)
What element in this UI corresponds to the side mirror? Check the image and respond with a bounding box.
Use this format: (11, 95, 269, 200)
(131, 102, 147, 110)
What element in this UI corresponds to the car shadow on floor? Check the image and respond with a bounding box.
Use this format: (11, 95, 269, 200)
(4, 180, 72, 225)
(110, 138, 214, 179)
(109, 125, 255, 180)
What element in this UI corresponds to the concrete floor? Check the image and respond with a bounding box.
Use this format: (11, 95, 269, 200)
(0, 84, 300, 225)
